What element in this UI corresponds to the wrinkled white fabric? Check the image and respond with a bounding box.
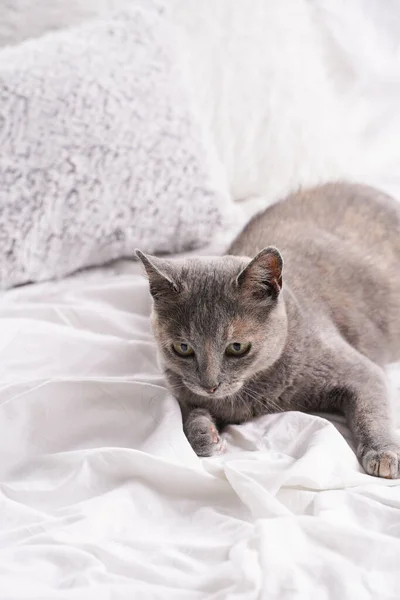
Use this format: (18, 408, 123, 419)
(1, 260, 399, 599)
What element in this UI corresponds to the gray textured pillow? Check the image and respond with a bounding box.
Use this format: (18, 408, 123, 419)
(0, 1, 230, 289)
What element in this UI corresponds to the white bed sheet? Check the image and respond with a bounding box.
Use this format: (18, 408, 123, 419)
(1, 252, 400, 600)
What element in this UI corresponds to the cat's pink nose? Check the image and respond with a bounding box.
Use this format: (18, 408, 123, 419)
(208, 385, 219, 394)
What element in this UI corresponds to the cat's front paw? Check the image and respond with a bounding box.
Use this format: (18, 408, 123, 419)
(185, 411, 225, 457)
(359, 444, 400, 479)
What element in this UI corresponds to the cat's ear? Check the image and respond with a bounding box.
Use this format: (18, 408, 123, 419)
(236, 247, 283, 300)
(135, 250, 179, 300)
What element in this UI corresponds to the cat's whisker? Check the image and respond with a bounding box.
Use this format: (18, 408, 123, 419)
(243, 387, 285, 414)
(244, 380, 311, 413)
(168, 376, 300, 417)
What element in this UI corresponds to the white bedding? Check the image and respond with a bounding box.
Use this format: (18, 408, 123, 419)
(1, 1, 400, 597)
(1, 255, 400, 599)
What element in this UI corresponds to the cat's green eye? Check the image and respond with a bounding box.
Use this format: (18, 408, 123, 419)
(225, 342, 251, 357)
(172, 342, 195, 357)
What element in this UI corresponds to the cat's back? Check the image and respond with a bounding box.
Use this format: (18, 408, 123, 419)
(229, 182, 400, 262)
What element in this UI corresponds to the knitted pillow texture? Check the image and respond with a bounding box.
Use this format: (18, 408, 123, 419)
(0, 1, 230, 288)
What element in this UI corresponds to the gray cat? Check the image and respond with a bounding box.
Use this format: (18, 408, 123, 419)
(137, 182, 400, 478)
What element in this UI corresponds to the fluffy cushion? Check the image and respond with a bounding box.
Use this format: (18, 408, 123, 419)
(0, 1, 230, 289)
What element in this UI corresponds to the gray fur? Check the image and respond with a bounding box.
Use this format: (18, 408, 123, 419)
(137, 182, 400, 478)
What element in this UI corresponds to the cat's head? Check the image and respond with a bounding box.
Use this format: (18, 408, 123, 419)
(136, 248, 288, 400)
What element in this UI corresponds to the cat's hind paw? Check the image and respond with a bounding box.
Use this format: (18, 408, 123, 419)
(359, 445, 400, 479)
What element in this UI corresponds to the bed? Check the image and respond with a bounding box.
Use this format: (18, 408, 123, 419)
(1, 235, 400, 598)
(1, 0, 400, 597)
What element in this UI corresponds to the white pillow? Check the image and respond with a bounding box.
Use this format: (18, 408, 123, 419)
(168, 0, 400, 204)
(0, 1, 230, 289)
